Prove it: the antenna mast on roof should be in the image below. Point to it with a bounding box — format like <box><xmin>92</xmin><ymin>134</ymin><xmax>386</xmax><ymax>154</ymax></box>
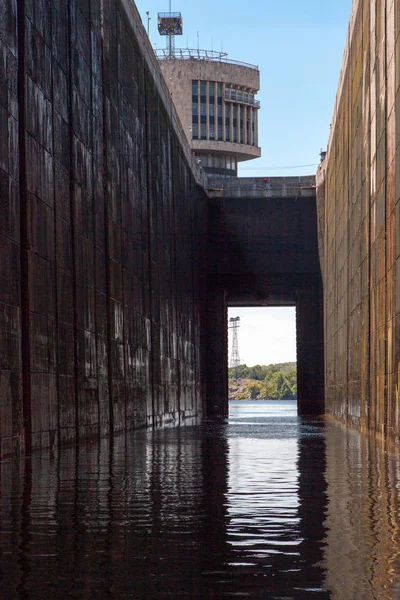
<box><xmin>158</xmin><ymin>2</ymin><xmax>183</xmax><ymax>58</ymax></box>
<box><xmin>229</xmin><ymin>317</ymin><xmax>241</xmax><ymax>381</ymax></box>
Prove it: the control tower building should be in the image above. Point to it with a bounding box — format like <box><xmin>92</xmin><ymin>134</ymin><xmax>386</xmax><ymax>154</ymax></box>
<box><xmin>156</xmin><ymin>12</ymin><xmax>261</xmax><ymax>178</ymax></box>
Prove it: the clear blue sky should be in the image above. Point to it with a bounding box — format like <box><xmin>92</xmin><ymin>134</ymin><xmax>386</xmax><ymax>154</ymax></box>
<box><xmin>134</xmin><ymin>0</ymin><xmax>352</xmax><ymax>366</ymax></box>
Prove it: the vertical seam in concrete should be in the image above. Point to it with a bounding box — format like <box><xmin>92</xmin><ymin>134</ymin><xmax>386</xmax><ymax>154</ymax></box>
<box><xmin>296</xmin><ymin>292</ymin><xmax>299</xmax><ymax>413</ymax></box>
<box><xmin>223</xmin><ymin>288</ymin><xmax>228</xmax><ymax>417</ymax></box>
<box><xmin>384</xmin><ymin>0</ymin><xmax>388</xmax><ymax>435</ymax></box>
<box><xmin>99</xmin><ymin>0</ymin><xmax>114</xmax><ymax>434</ymax></box>
<box><xmin>67</xmin><ymin>1</ymin><xmax>80</xmax><ymax>441</ymax></box>
<box><xmin>367</xmin><ymin>0</ymin><xmax>371</xmax><ymax>430</ymax></box>
<box><xmin>190</xmin><ymin>177</ymin><xmax>199</xmax><ymax>418</ymax></box>
<box><xmin>89</xmin><ymin>0</ymin><xmax>100</xmax><ymax>434</ymax></box>
<box><xmin>200</xmin><ymin>185</ymin><xmax>208</xmax><ymax>417</ymax></box>
<box><xmin>172</xmin><ymin>140</ymin><xmax>180</xmax><ymax>422</ymax></box>
<box><xmin>50</xmin><ymin>1</ymin><xmax>60</xmax><ymax>442</ymax></box>
<box><xmin>17</xmin><ymin>0</ymin><xmax>31</xmax><ymax>454</ymax></box>
<box><xmin>189</xmin><ymin>171</ymin><xmax>195</xmax><ymax>418</ymax></box>
<box><xmin>333</xmin><ymin>134</ymin><xmax>337</xmax><ymax>416</ymax></box>
<box><xmin>346</xmin><ymin>44</ymin><xmax>350</xmax><ymax>424</ymax></box>
<box><xmin>144</xmin><ymin>81</ymin><xmax>156</xmax><ymax>426</ymax></box>
<box><xmin>367</xmin><ymin>0</ymin><xmax>374</xmax><ymax>432</ymax></box>
<box><xmin>117</xmin><ymin>13</ymin><xmax>128</xmax><ymax>432</ymax></box>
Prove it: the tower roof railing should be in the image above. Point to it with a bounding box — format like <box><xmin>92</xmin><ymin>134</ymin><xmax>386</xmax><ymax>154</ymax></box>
<box><xmin>154</xmin><ymin>48</ymin><xmax>259</xmax><ymax>70</ymax></box>
<box><xmin>158</xmin><ymin>12</ymin><xmax>183</xmax><ymax>18</ymax></box>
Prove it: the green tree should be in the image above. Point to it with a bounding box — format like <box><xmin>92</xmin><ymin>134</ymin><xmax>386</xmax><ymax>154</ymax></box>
<box><xmin>228</xmin><ymin>362</ymin><xmax>297</xmax><ymax>400</ymax></box>
<box><xmin>248</xmin><ymin>383</ymin><xmax>262</xmax><ymax>399</ymax></box>
<box><xmin>261</xmin><ymin>368</ymin><xmax>297</xmax><ymax>399</ymax></box>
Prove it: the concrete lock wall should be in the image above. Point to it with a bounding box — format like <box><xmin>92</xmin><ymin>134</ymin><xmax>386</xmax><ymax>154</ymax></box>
<box><xmin>317</xmin><ymin>0</ymin><xmax>400</xmax><ymax>437</ymax></box>
<box><xmin>0</xmin><ymin>0</ymin><xmax>208</xmax><ymax>457</ymax></box>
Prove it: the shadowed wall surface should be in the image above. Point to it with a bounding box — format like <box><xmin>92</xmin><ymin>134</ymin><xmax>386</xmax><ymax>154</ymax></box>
<box><xmin>0</xmin><ymin>0</ymin><xmax>207</xmax><ymax>457</ymax></box>
<box><xmin>317</xmin><ymin>0</ymin><xmax>400</xmax><ymax>438</ymax></box>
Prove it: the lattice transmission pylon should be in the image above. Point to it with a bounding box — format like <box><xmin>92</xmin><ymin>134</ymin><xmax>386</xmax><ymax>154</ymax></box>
<box><xmin>229</xmin><ymin>316</ymin><xmax>241</xmax><ymax>379</ymax></box>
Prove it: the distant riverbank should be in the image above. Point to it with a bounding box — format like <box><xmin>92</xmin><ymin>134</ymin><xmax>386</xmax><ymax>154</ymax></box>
<box><xmin>228</xmin><ymin>362</ymin><xmax>296</xmax><ymax>400</ymax></box>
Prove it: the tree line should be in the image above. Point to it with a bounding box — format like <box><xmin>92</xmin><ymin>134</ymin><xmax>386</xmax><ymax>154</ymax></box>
<box><xmin>228</xmin><ymin>363</ymin><xmax>297</xmax><ymax>400</ymax></box>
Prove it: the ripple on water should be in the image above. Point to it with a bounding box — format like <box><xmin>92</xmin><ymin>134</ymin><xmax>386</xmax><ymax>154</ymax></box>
<box><xmin>1</xmin><ymin>400</ymin><xmax>400</xmax><ymax>598</ymax></box>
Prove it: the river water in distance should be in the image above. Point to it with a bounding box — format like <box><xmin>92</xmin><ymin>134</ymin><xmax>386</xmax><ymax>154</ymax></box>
<box><xmin>1</xmin><ymin>400</ymin><xmax>400</xmax><ymax>599</ymax></box>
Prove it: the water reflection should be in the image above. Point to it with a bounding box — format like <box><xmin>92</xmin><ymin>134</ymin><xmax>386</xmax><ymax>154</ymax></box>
<box><xmin>323</xmin><ymin>422</ymin><xmax>400</xmax><ymax>599</ymax></box>
<box><xmin>226</xmin><ymin>401</ymin><xmax>329</xmax><ymax>598</ymax></box>
<box><xmin>1</xmin><ymin>401</ymin><xmax>400</xmax><ymax>598</ymax></box>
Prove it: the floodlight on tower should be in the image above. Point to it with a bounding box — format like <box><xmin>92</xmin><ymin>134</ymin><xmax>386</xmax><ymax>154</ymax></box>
<box><xmin>157</xmin><ymin>1</ymin><xmax>183</xmax><ymax>57</ymax></box>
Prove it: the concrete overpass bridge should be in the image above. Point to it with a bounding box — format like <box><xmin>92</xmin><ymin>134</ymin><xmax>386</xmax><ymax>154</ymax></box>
<box><xmin>205</xmin><ymin>177</ymin><xmax>324</xmax><ymax>418</ymax></box>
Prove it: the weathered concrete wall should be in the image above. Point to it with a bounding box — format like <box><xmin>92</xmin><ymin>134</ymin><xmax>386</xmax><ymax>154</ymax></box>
<box><xmin>317</xmin><ymin>0</ymin><xmax>400</xmax><ymax>437</ymax></box>
<box><xmin>0</xmin><ymin>0</ymin><xmax>207</xmax><ymax>457</ymax></box>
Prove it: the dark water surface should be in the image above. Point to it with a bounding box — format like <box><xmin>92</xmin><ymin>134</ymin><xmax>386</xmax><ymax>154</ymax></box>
<box><xmin>1</xmin><ymin>400</ymin><xmax>400</xmax><ymax>599</ymax></box>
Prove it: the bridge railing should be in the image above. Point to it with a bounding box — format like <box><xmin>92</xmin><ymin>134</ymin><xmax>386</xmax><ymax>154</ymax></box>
<box><xmin>206</xmin><ymin>176</ymin><xmax>316</xmax><ymax>199</ymax></box>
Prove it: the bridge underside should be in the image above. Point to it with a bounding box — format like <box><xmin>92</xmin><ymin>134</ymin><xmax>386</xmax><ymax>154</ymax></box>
<box><xmin>205</xmin><ymin>183</ymin><xmax>324</xmax><ymax>417</ymax></box>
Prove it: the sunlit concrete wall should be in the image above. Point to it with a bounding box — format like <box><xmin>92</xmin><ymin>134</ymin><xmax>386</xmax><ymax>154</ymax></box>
<box><xmin>0</xmin><ymin>0</ymin><xmax>207</xmax><ymax>457</ymax></box>
<box><xmin>317</xmin><ymin>0</ymin><xmax>400</xmax><ymax>437</ymax></box>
